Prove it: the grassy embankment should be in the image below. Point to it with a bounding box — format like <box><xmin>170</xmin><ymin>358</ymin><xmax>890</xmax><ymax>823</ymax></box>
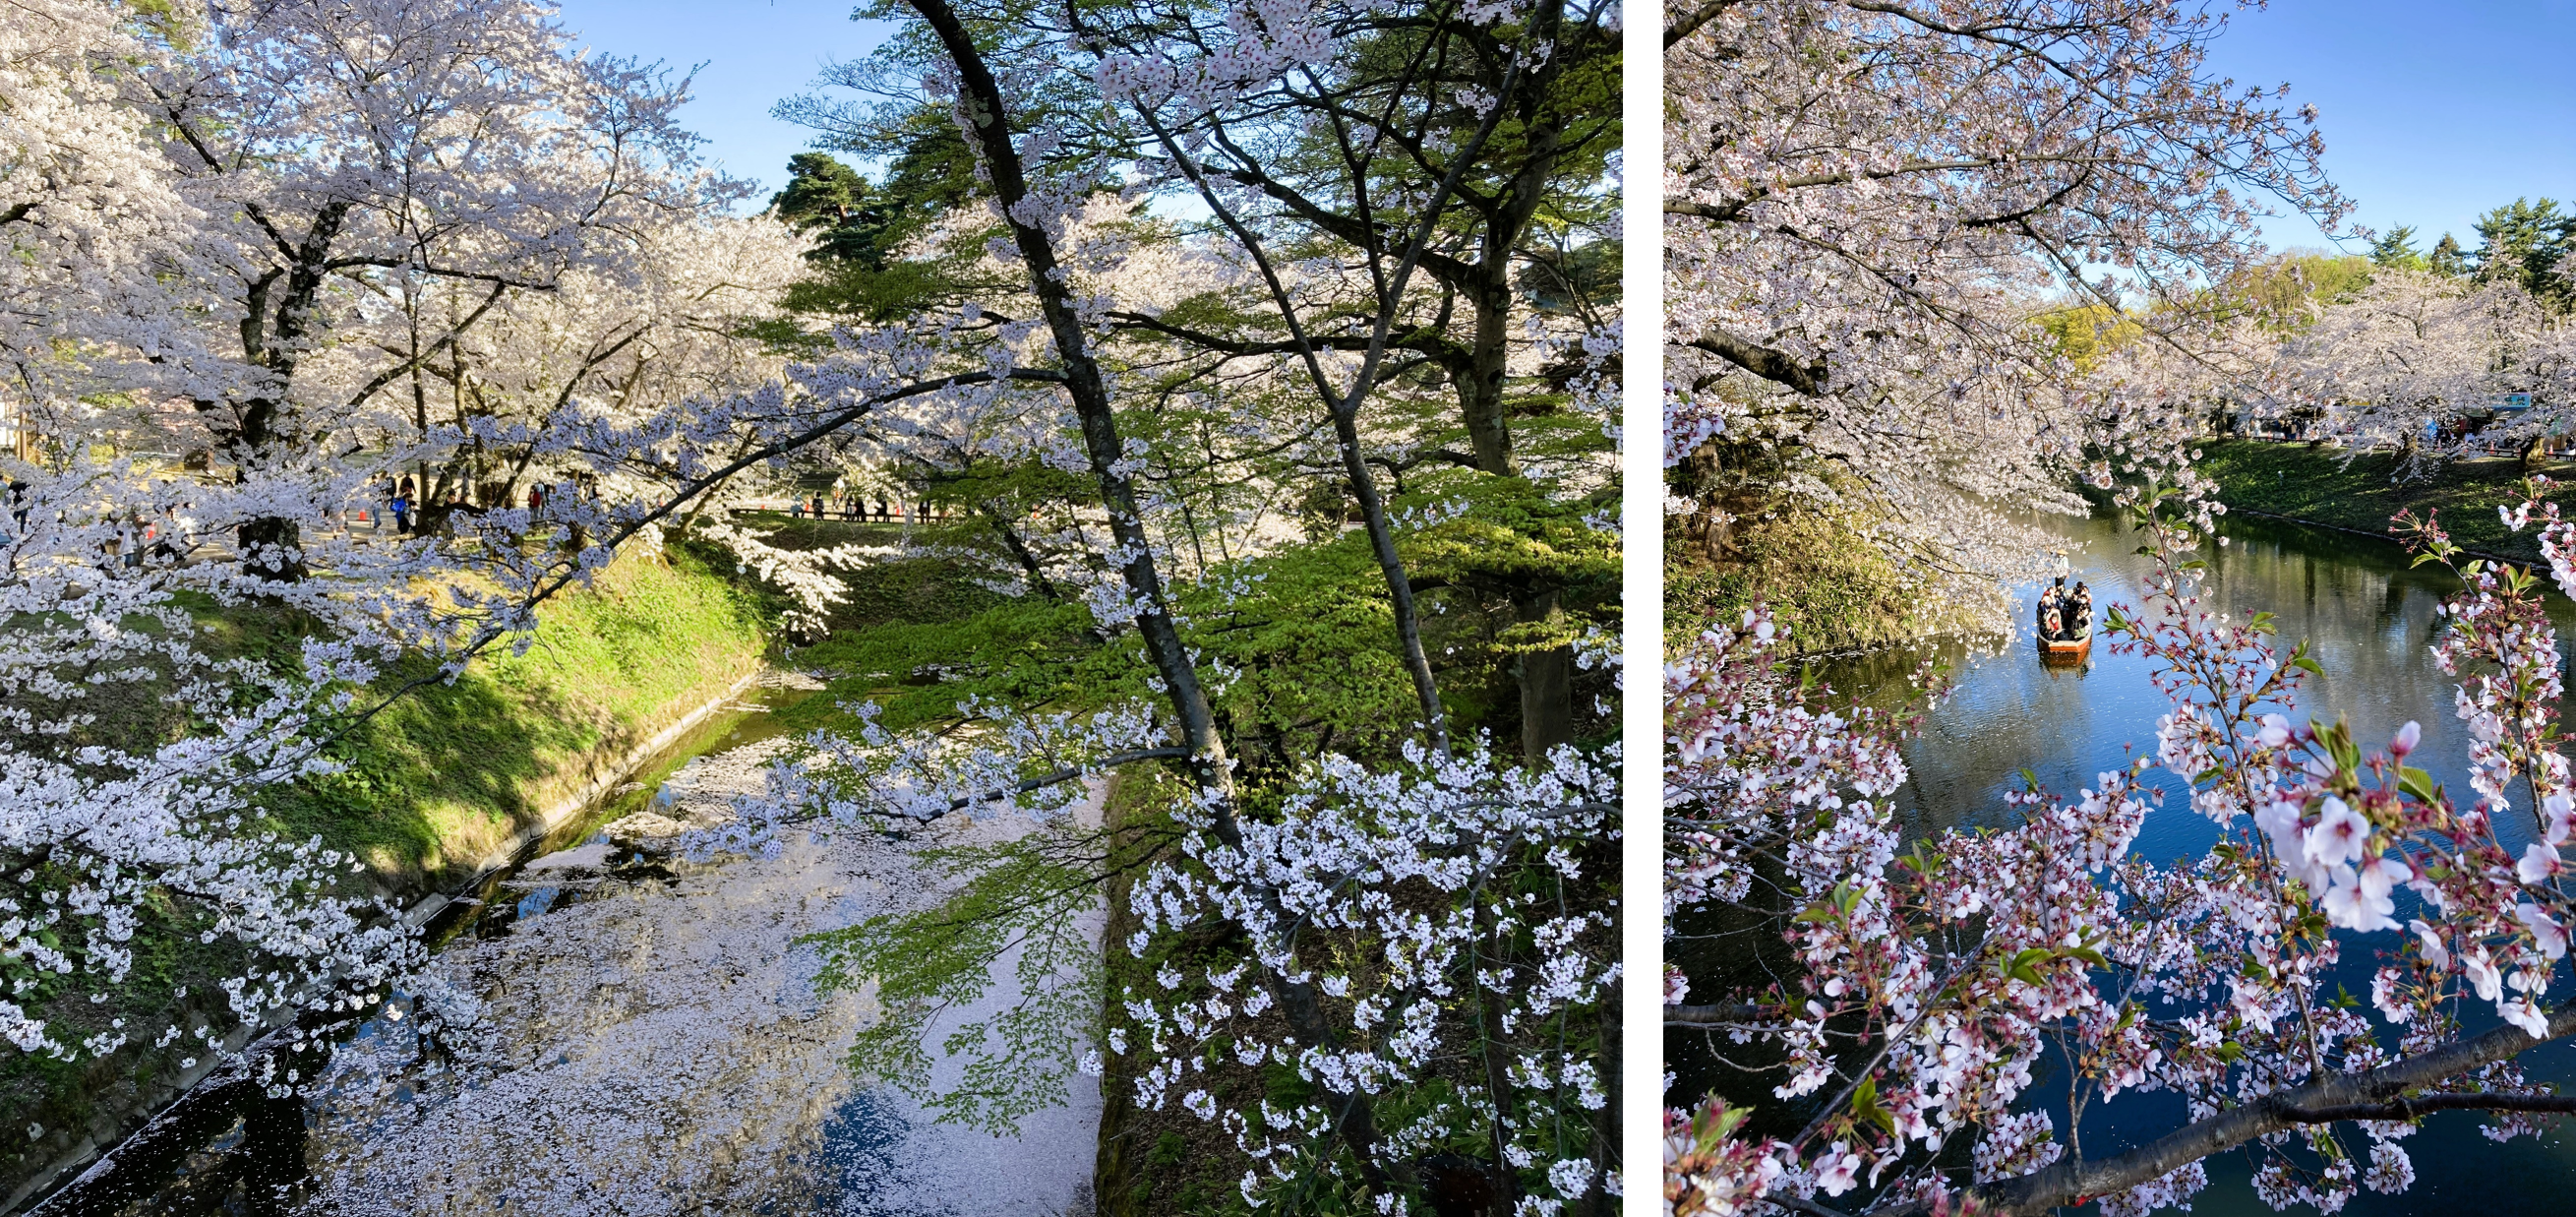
<box><xmin>5</xmin><ymin>545</ymin><xmax>770</xmax><ymax>1203</ymax></box>
<box><xmin>1665</xmin><ymin>504</ymin><xmax>1983</xmax><ymax>656</ymax></box>
<box><xmin>2192</xmin><ymin>439</ymin><xmax>2572</xmax><ymax>566</ymax></box>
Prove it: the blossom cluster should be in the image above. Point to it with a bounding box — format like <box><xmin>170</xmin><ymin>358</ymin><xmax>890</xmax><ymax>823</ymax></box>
<box><xmin>1120</xmin><ymin>742</ymin><xmax>1621</xmax><ymax>1213</ymax></box>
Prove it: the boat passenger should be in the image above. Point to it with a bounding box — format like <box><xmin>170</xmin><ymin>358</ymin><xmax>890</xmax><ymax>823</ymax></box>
<box><xmin>2038</xmin><ymin>577</ymin><xmax>2067</xmax><ymax>639</ymax></box>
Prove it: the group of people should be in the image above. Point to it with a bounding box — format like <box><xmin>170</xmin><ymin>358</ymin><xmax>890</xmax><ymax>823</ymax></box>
<box><xmin>2037</xmin><ymin>576</ymin><xmax>2093</xmax><ymax>641</ymax></box>
<box><xmin>365</xmin><ymin>477</ymin><xmax>564</xmax><ymax>535</ymax></box>
<box><xmin>791</xmin><ymin>493</ymin><xmax>933</xmax><ymax>522</ymax></box>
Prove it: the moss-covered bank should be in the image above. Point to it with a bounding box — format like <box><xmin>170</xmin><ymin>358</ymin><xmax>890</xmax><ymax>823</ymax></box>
<box><xmin>3</xmin><ymin>548</ymin><xmax>768</xmax><ymax>1207</ymax></box>
<box><xmin>1665</xmin><ymin>503</ymin><xmax>1979</xmax><ymax>656</ymax></box>
<box><xmin>2191</xmin><ymin>440</ymin><xmax>2573</xmax><ymax>566</ymax></box>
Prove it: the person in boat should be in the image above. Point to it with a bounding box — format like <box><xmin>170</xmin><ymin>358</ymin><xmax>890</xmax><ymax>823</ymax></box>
<box><xmin>2037</xmin><ymin>577</ymin><xmax>2067</xmax><ymax>640</ymax></box>
<box><xmin>2067</xmin><ymin>581</ymin><xmax>2093</xmax><ymax>639</ymax></box>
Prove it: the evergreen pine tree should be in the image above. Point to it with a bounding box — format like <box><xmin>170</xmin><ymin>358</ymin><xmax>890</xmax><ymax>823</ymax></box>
<box><xmin>768</xmin><ymin>152</ymin><xmax>884</xmax><ymax>264</ymax></box>
<box><xmin>2429</xmin><ymin>231</ymin><xmax>2470</xmax><ymax>276</ymax></box>
<box><xmin>2368</xmin><ymin>224</ymin><xmax>2425</xmax><ymax>271</ymax></box>
<box><xmin>761</xmin><ymin>116</ymin><xmax>985</xmax><ymax>320</ymax></box>
<box><xmin>2471</xmin><ymin>197</ymin><xmax>2576</xmax><ymax>307</ymax></box>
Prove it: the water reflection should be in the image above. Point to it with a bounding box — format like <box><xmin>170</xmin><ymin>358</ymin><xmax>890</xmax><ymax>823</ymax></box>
<box><xmin>1810</xmin><ymin>515</ymin><xmax>2569</xmax><ymax>865</ymax></box>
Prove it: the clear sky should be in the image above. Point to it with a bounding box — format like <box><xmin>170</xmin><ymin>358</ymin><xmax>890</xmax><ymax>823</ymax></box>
<box><xmin>542</xmin><ymin>1</ymin><xmax>2575</xmax><ymax>251</ymax></box>
<box><xmin>2197</xmin><ymin>0</ymin><xmax>2576</xmax><ymax>257</ymax></box>
<box><xmin>550</xmin><ymin>1</ymin><xmax>898</xmax><ymax>205</ymax></box>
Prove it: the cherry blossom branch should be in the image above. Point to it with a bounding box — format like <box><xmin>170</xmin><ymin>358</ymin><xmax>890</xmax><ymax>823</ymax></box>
<box><xmin>2285</xmin><ymin>1092</ymin><xmax>2576</xmax><ymax>1124</ymax></box>
<box><xmin>1971</xmin><ymin>1004</ymin><xmax>2576</xmax><ymax>1215</ymax></box>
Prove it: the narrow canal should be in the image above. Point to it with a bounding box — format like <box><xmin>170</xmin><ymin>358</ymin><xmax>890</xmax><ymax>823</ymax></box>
<box><xmin>1673</xmin><ymin>510</ymin><xmax>2576</xmax><ymax>1214</ymax></box>
<box><xmin>25</xmin><ymin>675</ymin><xmax>1100</xmax><ymax>1216</ymax></box>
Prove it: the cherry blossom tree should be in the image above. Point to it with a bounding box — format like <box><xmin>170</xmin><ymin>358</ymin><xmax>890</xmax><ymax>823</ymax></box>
<box><xmin>0</xmin><ymin>1</ymin><xmax>221</xmax><ymax>406</ymax></box>
<box><xmin>366</xmin><ymin>213</ymin><xmax>809</xmax><ymax>531</ymax></box>
<box><xmin>2266</xmin><ymin>269</ymin><xmax>2545</xmax><ymax>461</ymax></box>
<box><xmin>125</xmin><ymin>0</ymin><xmax>735</xmax><ymax>578</ymax></box>
<box><xmin>5</xmin><ymin>3</ymin><xmax>1618</xmax><ymax>1210</ymax></box>
<box><xmin>2261</xmin><ymin>267</ymin><xmax>2576</xmax><ymax>473</ymax></box>
<box><xmin>1664</xmin><ymin>0</ymin><xmax>2349</xmax><ymax>612</ymax></box>
<box><xmin>0</xmin><ymin>0</ymin><xmax>786</xmax><ymax>1120</ymax></box>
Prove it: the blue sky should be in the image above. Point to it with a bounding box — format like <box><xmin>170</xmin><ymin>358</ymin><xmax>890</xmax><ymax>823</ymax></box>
<box><xmin>2196</xmin><ymin>0</ymin><xmax>2576</xmax><ymax>256</ymax></box>
<box><xmin>551</xmin><ymin>1</ymin><xmax>897</xmax><ymax>204</ymax></box>
<box><xmin>543</xmin><ymin>1</ymin><xmax>2574</xmax><ymax>253</ymax></box>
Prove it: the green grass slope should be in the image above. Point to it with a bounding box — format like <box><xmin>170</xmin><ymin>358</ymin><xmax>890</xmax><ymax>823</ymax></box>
<box><xmin>2193</xmin><ymin>439</ymin><xmax>2568</xmax><ymax>565</ymax></box>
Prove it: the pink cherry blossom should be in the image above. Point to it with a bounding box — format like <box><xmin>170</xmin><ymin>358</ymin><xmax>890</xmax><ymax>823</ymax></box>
<box><xmin>2515</xmin><ymin>903</ymin><xmax>2569</xmax><ymax>960</ymax></box>
<box><xmin>2304</xmin><ymin>797</ymin><xmax>2372</xmax><ymax>870</ymax></box>
<box><xmin>1814</xmin><ymin>1143</ymin><xmax>1864</xmax><ymax>1196</ymax></box>
<box><xmin>2255</xmin><ymin>713</ymin><xmax>2293</xmax><ymax>750</ymax></box>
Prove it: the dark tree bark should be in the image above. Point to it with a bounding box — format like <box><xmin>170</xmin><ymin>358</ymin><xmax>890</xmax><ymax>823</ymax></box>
<box><xmin>1516</xmin><ymin>589</ymin><xmax>1575</xmax><ymax>761</ymax></box>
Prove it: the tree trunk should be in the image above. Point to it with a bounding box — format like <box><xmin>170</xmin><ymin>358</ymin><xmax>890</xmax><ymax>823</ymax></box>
<box><xmin>1516</xmin><ymin>589</ymin><xmax>1574</xmax><ymax>762</ymax></box>
<box><xmin>927</xmin><ymin>1</ymin><xmax>1394</xmax><ymax>1186</ymax></box>
<box><xmin>234</xmin><ymin>516</ymin><xmax>306</xmax><ymax>582</ymax></box>
<box><xmin>982</xmin><ymin>506</ymin><xmax>1061</xmax><ymax>600</ymax></box>
<box><xmin>227</xmin><ymin>201</ymin><xmax>350</xmax><ymax>583</ymax></box>
<box><xmin>1093</xmin><ymin>777</ymin><xmax>1145</xmax><ymax>1217</ymax></box>
<box><xmin>1461</xmin><ymin>278</ymin><xmax>1519</xmax><ymax>477</ymax></box>
<box><xmin>1332</xmin><ymin>405</ymin><xmax>1452</xmax><ymax>754</ymax></box>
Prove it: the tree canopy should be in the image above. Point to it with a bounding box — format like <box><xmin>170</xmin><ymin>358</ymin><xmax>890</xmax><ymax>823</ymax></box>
<box><xmin>2</xmin><ymin>0</ymin><xmax>1621</xmax><ymax>1211</ymax></box>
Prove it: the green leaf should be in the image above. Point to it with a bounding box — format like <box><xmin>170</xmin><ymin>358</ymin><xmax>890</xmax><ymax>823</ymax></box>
<box><xmin>2006</xmin><ymin>946</ymin><xmax>2054</xmax><ymax>986</ymax></box>
<box><xmin>2288</xmin><ymin>642</ymin><xmax>2324</xmax><ymax>678</ymax></box>
<box><xmin>1897</xmin><ymin>841</ymin><xmax>1941</xmax><ymax>876</ymax></box>
<box><xmin>1850</xmin><ymin>1074</ymin><xmax>1896</xmax><ymax>1133</ymax></box>
<box><xmin>2398</xmin><ymin>766</ymin><xmax>2437</xmax><ymax>805</ymax></box>
<box><xmin>1696</xmin><ymin>1103</ymin><xmax>1751</xmax><ymax>1152</ymax></box>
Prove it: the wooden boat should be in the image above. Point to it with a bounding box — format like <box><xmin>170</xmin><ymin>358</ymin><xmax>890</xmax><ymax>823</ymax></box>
<box><xmin>2038</xmin><ymin>628</ymin><xmax>2092</xmax><ymax>660</ymax></box>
